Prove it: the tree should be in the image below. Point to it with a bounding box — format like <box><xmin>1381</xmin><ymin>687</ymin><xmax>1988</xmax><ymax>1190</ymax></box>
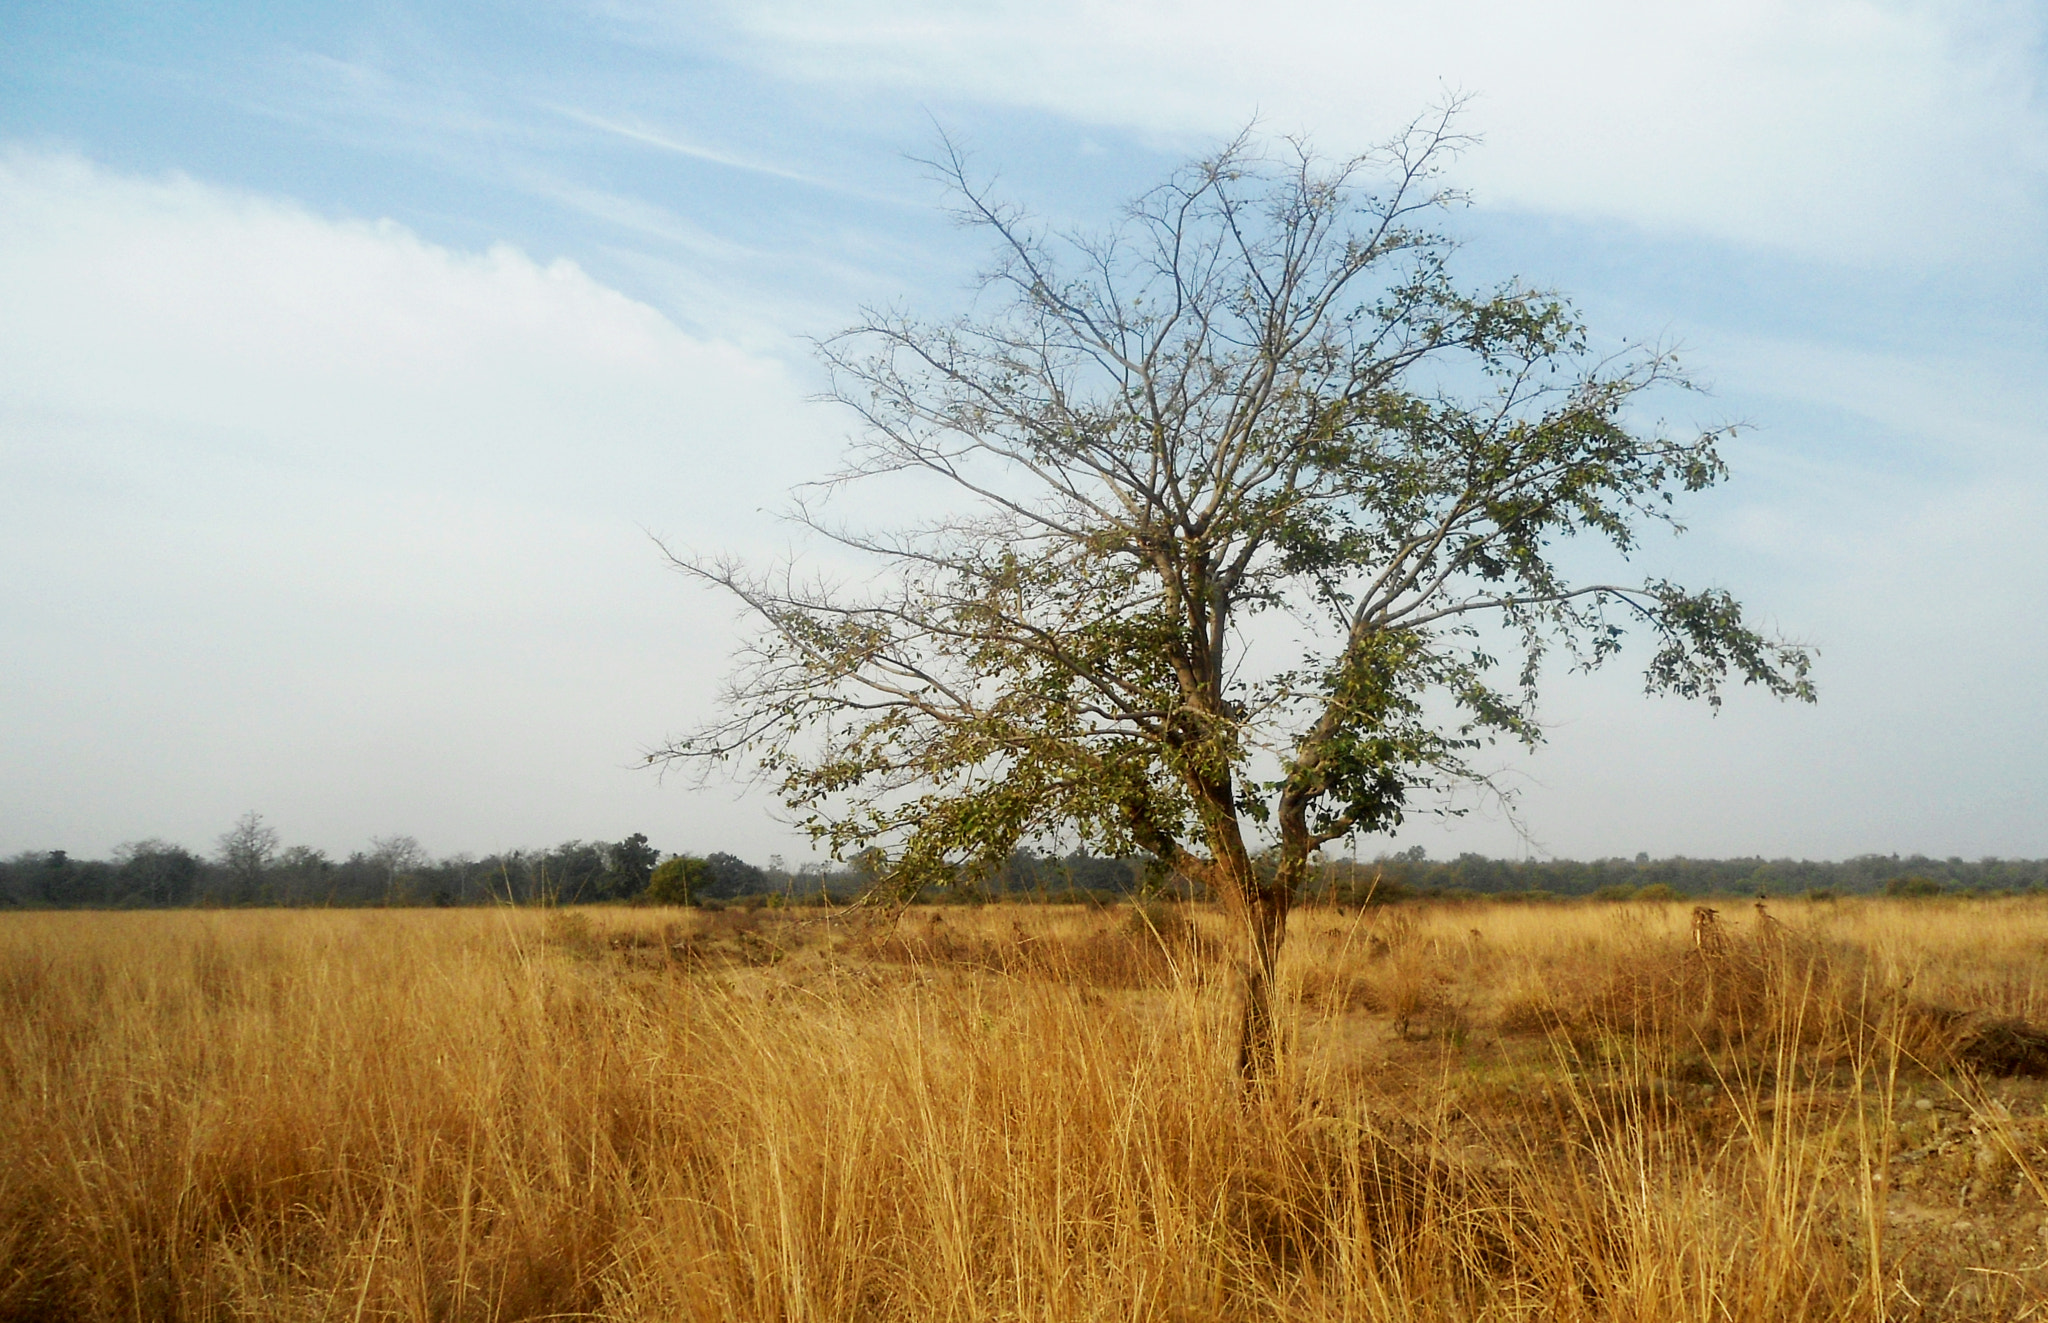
<box><xmin>702</xmin><ymin>851</ymin><xmax>767</xmax><ymax>898</ymax></box>
<box><xmin>368</xmin><ymin>834</ymin><xmax>429</xmax><ymax>903</ymax></box>
<box><xmin>116</xmin><ymin>839</ymin><xmax>201</xmax><ymax>906</ymax></box>
<box><xmin>273</xmin><ymin>845</ymin><xmax>331</xmax><ymax>906</ymax></box>
<box><xmin>606</xmin><ymin>832</ymin><xmax>660</xmax><ymax>897</ymax></box>
<box><xmin>658</xmin><ymin>115</ymin><xmax>1813</xmax><ymax>1077</ymax></box>
<box><xmin>646</xmin><ymin>854</ymin><xmax>710</xmax><ymax>906</ymax></box>
<box><xmin>216</xmin><ymin>812</ymin><xmax>279</xmax><ymax>903</ymax></box>
<box><xmin>536</xmin><ymin>841</ymin><xmax>607</xmax><ymax>904</ymax></box>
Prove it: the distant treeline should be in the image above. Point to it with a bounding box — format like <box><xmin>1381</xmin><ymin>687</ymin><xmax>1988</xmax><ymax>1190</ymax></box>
<box><xmin>0</xmin><ymin>825</ymin><xmax>801</xmax><ymax>910</ymax></box>
<box><xmin>3</xmin><ymin>816</ymin><xmax>2044</xmax><ymax>909</ymax></box>
<box><xmin>1334</xmin><ymin>850</ymin><xmax>2048</xmax><ymax>903</ymax></box>
<box><xmin>0</xmin><ymin>822</ymin><xmax>1154</xmax><ymax>910</ymax></box>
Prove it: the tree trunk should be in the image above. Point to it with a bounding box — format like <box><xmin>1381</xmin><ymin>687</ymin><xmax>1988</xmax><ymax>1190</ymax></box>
<box><xmin>1236</xmin><ymin>808</ymin><xmax>1317</xmax><ymax>1083</ymax></box>
<box><xmin>1237</xmin><ymin>879</ymin><xmax>1291</xmax><ymax>1082</ymax></box>
<box><xmin>1228</xmin><ymin>782</ymin><xmax>1327</xmax><ymax>1081</ymax></box>
<box><xmin>1176</xmin><ymin>772</ymin><xmax>1288</xmax><ymax>1084</ymax></box>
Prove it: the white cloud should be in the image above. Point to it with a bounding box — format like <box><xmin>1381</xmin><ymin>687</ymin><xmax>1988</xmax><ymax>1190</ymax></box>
<box><xmin>0</xmin><ymin>151</ymin><xmax>830</xmax><ymax>859</ymax></box>
<box><xmin>693</xmin><ymin>0</ymin><xmax>2047</xmax><ymax>261</ymax></box>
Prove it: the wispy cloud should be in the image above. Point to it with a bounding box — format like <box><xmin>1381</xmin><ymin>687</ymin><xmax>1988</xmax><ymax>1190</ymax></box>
<box><xmin>553</xmin><ymin>105</ymin><xmax>830</xmax><ymax>185</ymax></box>
<box><xmin>514</xmin><ymin>169</ymin><xmax>769</xmax><ymax>261</ymax></box>
<box><xmin>687</xmin><ymin>0</ymin><xmax>2048</xmax><ymax>263</ymax></box>
<box><xmin>256</xmin><ymin>48</ymin><xmax>536</xmax><ymax>152</ymax></box>
<box><xmin>551</xmin><ymin>104</ymin><xmax>911</xmax><ymax>209</ymax></box>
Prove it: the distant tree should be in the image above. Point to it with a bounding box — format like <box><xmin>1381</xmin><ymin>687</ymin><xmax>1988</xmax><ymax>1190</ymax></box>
<box><xmin>701</xmin><ymin>851</ymin><xmax>767</xmax><ymax>898</ymax></box>
<box><xmin>646</xmin><ymin>855</ymin><xmax>710</xmax><ymax>906</ymax></box>
<box><xmin>9</xmin><ymin>849</ymin><xmax>89</xmax><ymax>906</ymax></box>
<box><xmin>1059</xmin><ymin>852</ymin><xmax>1142</xmax><ymax>896</ymax></box>
<box><xmin>368</xmin><ymin>834</ymin><xmax>427</xmax><ymax>878</ymax></box>
<box><xmin>658</xmin><ymin>117</ymin><xmax>1815</xmax><ymax>1077</ymax></box>
<box><xmin>273</xmin><ymin>845</ymin><xmax>331</xmax><ymax>906</ymax></box>
<box><xmin>474</xmin><ymin>849</ymin><xmax>541</xmax><ymax>905</ymax></box>
<box><xmin>368</xmin><ymin>835</ymin><xmax>429</xmax><ymax>904</ymax></box>
<box><xmin>116</xmin><ymin>839</ymin><xmax>201</xmax><ymax>906</ymax></box>
<box><xmin>606</xmin><ymin>833</ymin><xmax>659</xmax><ymax>898</ymax></box>
<box><xmin>538</xmin><ymin>841</ymin><xmax>608</xmax><ymax>903</ymax></box>
<box><xmin>420</xmin><ymin>851</ymin><xmax>477</xmax><ymax>907</ymax></box>
<box><xmin>216</xmin><ymin>813</ymin><xmax>279</xmax><ymax>902</ymax></box>
<box><xmin>44</xmin><ymin>851</ymin><xmax>81</xmax><ymax>905</ymax></box>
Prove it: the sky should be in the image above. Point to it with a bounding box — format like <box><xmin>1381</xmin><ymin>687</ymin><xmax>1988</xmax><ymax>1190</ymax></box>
<box><xmin>2</xmin><ymin>1</ymin><xmax>2045</xmax><ymax>867</ymax></box>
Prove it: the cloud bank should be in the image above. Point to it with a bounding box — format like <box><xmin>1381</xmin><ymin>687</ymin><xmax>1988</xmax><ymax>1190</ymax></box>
<box><xmin>0</xmin><ymin>151</ymin><xmax>824</xmax><ymax>859</ymax></box>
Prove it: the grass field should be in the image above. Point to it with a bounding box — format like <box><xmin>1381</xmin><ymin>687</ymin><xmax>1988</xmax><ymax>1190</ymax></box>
<box><xmin>7</xmin><ymin>897</ymin><xmax>2048</xmax><ymax>1320</ymax></box>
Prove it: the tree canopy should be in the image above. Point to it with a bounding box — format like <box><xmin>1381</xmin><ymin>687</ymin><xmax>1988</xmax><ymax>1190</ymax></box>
<box><xmin>660</xmin><ymin>115</ymin><xmax>1813</xmax><ymax>1071</ymax></box>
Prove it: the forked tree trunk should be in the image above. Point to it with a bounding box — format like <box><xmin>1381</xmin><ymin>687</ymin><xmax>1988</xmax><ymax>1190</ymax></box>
<box><xmin>1236</xmin><ymin>821</ymin><xmax>1316</xmax><ymax>1084</ymax></box>
<box><xmin>1186</xmin><ymin>776</ymin><xmax>1299</xmax><ymax>1083</ymax></box>
<box><xmin>1237</xmin><ymin>881</ymin><xmax>1292</xmax><ymax>1080</ymax></box>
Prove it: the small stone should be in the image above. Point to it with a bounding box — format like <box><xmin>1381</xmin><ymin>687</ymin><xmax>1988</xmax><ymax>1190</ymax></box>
<box><xmin>1915</xmin><ymin>1097</ymin><xmax>1935</xmax><ymax>1111</ymax></box>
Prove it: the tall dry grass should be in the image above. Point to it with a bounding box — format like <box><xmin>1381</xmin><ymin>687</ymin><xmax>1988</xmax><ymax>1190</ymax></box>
<box><xmin>5</xmin><ymin>898</ymin><xmax>2048</xmax><ymax>1320</ymax></box>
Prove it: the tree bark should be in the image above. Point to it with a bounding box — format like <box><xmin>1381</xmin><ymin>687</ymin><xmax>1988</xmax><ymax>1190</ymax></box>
<box><xmin>1237</xmin><ymin>877</ymin><xmax>1291</xmax><ymax>1081</ymax></box>
<box><xmin>1236</xmin><ymin>796</ymin><xmax>1318</xmax><ymax>1082</ymax></box>
<box><xmin>1179</xmin><ymin>769</ymin><xmax>1295</xmax><ymax>1085</ymax></box>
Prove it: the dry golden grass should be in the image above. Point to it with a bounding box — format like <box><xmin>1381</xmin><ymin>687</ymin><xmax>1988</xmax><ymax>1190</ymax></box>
<box><xmin>7</xmin><ymin>897</ymin><xmax>2048</xmax><ymax>1320</ymax></box>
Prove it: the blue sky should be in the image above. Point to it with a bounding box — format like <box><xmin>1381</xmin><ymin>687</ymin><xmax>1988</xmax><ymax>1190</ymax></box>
<box><xmin>3</xmin><ymin>1</ymin><xmax>2045</xmax><ymax>865</ymax></box>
